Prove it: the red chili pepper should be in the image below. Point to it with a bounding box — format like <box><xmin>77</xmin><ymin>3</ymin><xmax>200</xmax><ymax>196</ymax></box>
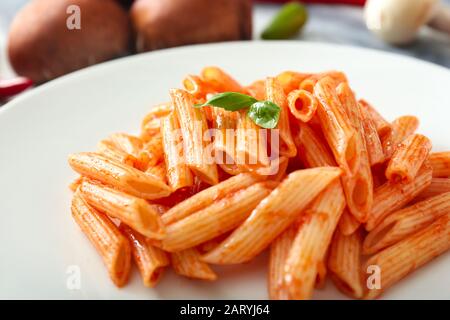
<box><xmin>258</xmin><ymin>0</ymin><xmax>366</xmax><ymax>5</ymax></box>
<box><xmin>0</xmin><ymin>77</ymin><xmax>34</xmax><ymax>99</ymax></box>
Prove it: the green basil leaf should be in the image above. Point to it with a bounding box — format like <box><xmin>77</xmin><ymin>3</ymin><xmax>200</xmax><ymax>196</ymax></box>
<box><xmin>247</xmin><ymin>101</ymin><xmax>281</xmax><ymax>129</ymax></box>
<box><xmin>194</xmin><ymin>92</ymin><xmax>258</xmax><ymax>111</ymax></box>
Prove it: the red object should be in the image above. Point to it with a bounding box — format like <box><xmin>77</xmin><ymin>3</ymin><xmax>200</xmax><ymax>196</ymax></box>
<box><xmin>0</xmin><ymin>77</ymin><xmax>33</xmax><ymax>99</ymax></box>
<box><xmin>258</xmin><ymin>0</ymin><xmax>366</xmax><ymax>5</ymax></box>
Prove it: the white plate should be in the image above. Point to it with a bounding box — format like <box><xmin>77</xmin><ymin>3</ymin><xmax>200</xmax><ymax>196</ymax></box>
<box><xmin>0</xmin><ymin>41</ymin><xmax>449</xmax><ymax>300</ymax></box>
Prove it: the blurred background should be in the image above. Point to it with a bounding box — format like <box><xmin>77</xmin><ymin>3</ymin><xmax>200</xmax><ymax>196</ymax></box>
<box><xmin>1</xmin><ymin>0</ymin><xmax>449</xmax><ymax>103</ymax></box>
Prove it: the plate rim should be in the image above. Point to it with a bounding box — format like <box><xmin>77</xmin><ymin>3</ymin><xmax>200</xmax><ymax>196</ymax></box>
<box><xmin>1</xmin><ymin>40</ymin><xmax>449</xmax><ymax>118</ymax></box>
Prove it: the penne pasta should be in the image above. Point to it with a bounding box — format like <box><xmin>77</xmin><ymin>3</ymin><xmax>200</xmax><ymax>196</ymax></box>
<box><xmin>245</xmin><ymin>79</ymin><xmax>266</xmax><ymax>101</ymax></box>
<box><xmin>315</xmin><ymin>260</ymin><xmax>328</xmax><ymax>289</ymax></box>
<box><xmin>266</xmin><ymin>156</ymin><xmax>289</xmax><ymax>181</ymax></box>
<box><xmin>299</xmin><ymin>71</ymin><xmax>347</xmax><ymax>93</ymax></box>
<box><xmin>171</xmin><ymin>248</ymin><xmax>217</xmax><ymax>281</ymax></box>
<box><xmin>359</xmin><ymin>102</ymin><xmax>385</xmax><ymax>166</ymax></box>
<box><xmin>119</xmin><ymin>223</ymin><xmax>170</xmax><ymax>287</ymax></box>
<box><xmin>97</xmin><ymin>139</ymin><xmax>137</xmax><ymax>167</ymax></box>
<box><xmin>161</xmin><ymin>112</ymin><xmax>194</xmax><ymax>190</ymax></box>
<box><xmin>142</xmin><ymin>103</ymin><xmax>173</xmax><ymax>123</ymax></box>
<box><xmin>109</xmin><ymin>133</ymin><xmax>151</xmax><ymax>171</ymax></box>
<box><xmin>161</xmin><ymin>183</ymin><xmax>272</xmax><ymax>252</ymax></box>
<box><xmin>371</xmin><ymin>163</ymin><xmax>388</xmax><ymax>188</ymax></box>
<box><xmin>68</xmin><ymin>152</ymin><xmax>172</xmax><ymax>200</ymax></box>
<box><xmin>358</xmin><ymin>99</ymin><xmax>392</xmax><ymax>141</ymax></box>
<box><xmin>363</xmin><ymin>191</ymin><xmax>450</xmax><ymax>255</ymax></box>
<box><xmin>415</xmin><ymin>177</ymin><xmax>450</xmax><ymax>201</ymax></box>
<box><xmin>287</xmin><ymin>89</ymin><xmax>318</xmax><ymax>123</ymax></box>
<box><xmin>429</xmin><ymin>151</ymin><xmax>450</xmax><ymax>177</ymax></box>
<box><xmin>328</xmin><ymin>228</ymin><xmax>364</xmax><ymax>299</ymax></box>
<box><xmin>338</xmin><ymin>209</ymin><xmax>361</xmax><ymax>236</ymax></box>
<box><xmin>80</xmin><ymin>179</ymin><xmax>166</xmax><ymax>239</ymax></box>
<box><xmin>212</xmin><ymin>107</ymin><xmax>237</xmax><ymax>168</ymax></box>
<box><xmin>235</xmin><ymin>110</ymin><xmax>270</xmax><ymax>169</ymax></box>
<box><xmin>276</xmin><ymin>71</ymin><xmax>310</xmax><ymax>94</ymax></box>
<box><xmin>299</xmin><ymin>77</ymin><xmax>316</xmax><ymax>93</ymax></box>
<box><xmin>69</xmin><ymin>176</ymin><xmax>83</xmax><ymax>192</ymax></box>
<box><xmin>284</xmin><ymin>180</ymin><xmax>346</xmax><ymax>300</ymax></box>
<box><xmin>141</xmin><ymin>103</ymin><xmax>173</xmax><ymax>141</ymax></box>
<box><xmin>202</xmin><ymin>167</ymin><xmax>342</xmax><ymax>264</ymax></box>
<box><xmin>314</xmin><ymin>77</ymin><xmax>356</xmax><ymax>173</ymax></box>
<box><xmin>183</xmin><ymin>74</ymin><xmax>216</xmax><ymax>100</ymax></box>
<box><xmin>197</xmin><ymin>232</ymin><xmax>231</xmax><ymax>254</ymax></box>
<box><xmin>109</xmin><ymin>133</ymin><xmax>143</xmax><ymax>159</ymax></box>
<box><xmin>336</xmin><ymin>82</ymin><xmax>373</xmax><ymax>222</ymax></box>
<box><xmin>161</xmin><ymin>173</ymin><xmax>264</xmax><ymax>225</ymax></box>
<box><xmin>321</xmin><ymin>71</ymin><xmax>348</xmax><ymax>84</ymax></box>
<box><xmin>364</xmin><ymin>213</ymin><xmax>450</xmax><ymax>299</ymax></box>
<box><xmin>365</xmin><ymin>163</ymin><xmax>432</xmax><ymax>231</ymax></box>
<box><xmin>268</xmin><ymin>225</ymin><xmax>297</xmax><ymax>300</ymax></box>
<box><xmin>219</xmin><ymin>163</ymin><xmax>243</xmax><ymax>176</ymax></box>
<box><xmin>67</xmin><ymin>67</ymin><xmax>450</xmax><ymax>298</ymax></box>
<box><xmin>142</xmin><ymin>134</ymin><xmax>164</xmax><ymax>168</ymax></box>
<box><xmin>145</xmin><ymin>161</ymin><xmax>167</xmax><ymax>184</ymax></box>
<box><xmin>295</xmin><ymin>122</ymin><xmax>336</xmax><ymax>168</ymax></box>
<box><xmin>382</xmin><ymin>115</ymin><xmax>419</xmax><ymax>159</ymax></box>
<box><xmin>170</xmin><ymin>88</ymin><xmax>218</xmax><ymax>185</ymax></box>
<box><xmin>201</xmin><ymin>66</ymin><xmax>244</xmax><ymax>93</ymax></box>
<box><xmin>307</xmin><ymin>114</ymin><xmax>323</xmax><ymax>135</ymax></box>
<box><xmin>385</xmin><ymin>134</ymin><xmax>432</xmax><ymax>183</ymax></box>
<box><xmin>71</xmin><ymin>190</ymin><xmax>131</xmax><ymax>287</ymax></box>
<box><xmin>265</xmin><ymin>77</ymin><xmax>297</xmax><ymax>158</ymax></box>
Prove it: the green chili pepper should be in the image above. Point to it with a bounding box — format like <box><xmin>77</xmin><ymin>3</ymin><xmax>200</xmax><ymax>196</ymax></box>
<box><xmin>261</xmin><ymin>2</ymin><xmax>308</xmax><ymax>40</ymax></box>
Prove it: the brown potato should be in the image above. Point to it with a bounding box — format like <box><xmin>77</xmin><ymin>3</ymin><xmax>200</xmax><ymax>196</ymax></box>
<box><xmin>130</xmin><ymin>0</ymin><xmax>252</xmax><ymax>52</ymax></box>
<box><xmin>8</xmin><ymin>0</ymin><xmax>131</xmax><ymax>83</ymax></box>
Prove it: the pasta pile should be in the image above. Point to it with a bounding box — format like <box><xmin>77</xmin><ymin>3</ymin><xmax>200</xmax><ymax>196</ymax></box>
<box><xmin>68</xmin><ymin>67</ymin><xmax>450</xmax><ymax>299</ymax></box>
